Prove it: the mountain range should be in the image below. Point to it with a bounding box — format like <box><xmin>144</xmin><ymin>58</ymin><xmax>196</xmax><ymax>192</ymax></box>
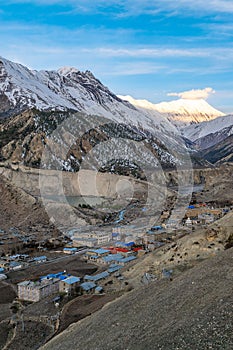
<box><xmin>118</xmin><ymin>94</ymin><xmax>225</xmax><ymax>128</ymax></box>
<box><xmin>0</xmin><ymin>56</ymin><xmax>232</xmax><ymax>169</ymax></box>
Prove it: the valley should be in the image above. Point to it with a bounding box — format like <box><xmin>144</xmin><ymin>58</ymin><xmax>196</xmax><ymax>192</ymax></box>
<box><xmin>0</xmin><ymin>56</ymin><xmax>232</xmax><ymax>350</ymax></box>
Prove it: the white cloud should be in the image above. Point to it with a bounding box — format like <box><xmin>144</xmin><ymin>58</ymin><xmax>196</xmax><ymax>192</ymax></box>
<box><xmin>167</xmin><ymin>87</ymin><xmax>215</xmax><ymax>100</ymax></box>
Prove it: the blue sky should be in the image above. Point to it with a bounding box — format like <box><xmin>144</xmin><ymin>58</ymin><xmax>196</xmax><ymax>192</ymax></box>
<box><xmin>1</xmin><ymin>0</ymin><xmax>233</xmax><ymax>112</ymax></box>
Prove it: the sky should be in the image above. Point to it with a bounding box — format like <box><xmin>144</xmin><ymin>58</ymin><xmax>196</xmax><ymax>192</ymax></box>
<box><xmin>0</xmin><ymin>0</ymin><xmax>233</xmax><ymax>112</ymax></box>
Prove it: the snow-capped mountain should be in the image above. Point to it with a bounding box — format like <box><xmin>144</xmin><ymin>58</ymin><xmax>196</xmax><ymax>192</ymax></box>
<box><xmin>0</xmin><ymin>56</ymin><xmax>176</xmax><ymax>136</ymax></box>
<box><xmin>0</xmin><ymin>56</ymin><xmax>229</xmax><ymax>170</ymax></box>
<box><xmin>118</xmin><ymin>95</ymin><xmax>225</xmax><ymax>129</ymax></box>
<box><xmin>0</xmin><ymin>57</ymin><xmax>194</xmax><ymax>171</ymax></box>
<box><xmin>117</xmin><ymin>94</ymin><xmax>233</xmax><ymax>166</ymax></box>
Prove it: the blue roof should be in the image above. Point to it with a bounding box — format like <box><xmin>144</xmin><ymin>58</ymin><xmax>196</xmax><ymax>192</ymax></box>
<box><xmin>59</xmin><ymin>275</ymin><xmax>69</xmax><ymax>280</ymax></box>
<box><xmin>120</xmin><ymin>256</ymin><xmax>137</xmax><ymax>263</ymax></box>
<box><xmin>81</xmin><ymin>282</ymin><xmax>96</xmax><ymax>291</ymax></box>
<box><xmin>9</xmin><ymin>261</ymin><xmax>21</xmax><ymax>267</ymax></box>
<box><xmin>63</xmin><ymin>276</ymin><xmax>80</xmax><ymax>284</ymax></box>
<box><xmin>102</xmin><ymin>253</ymin><xmax>123</xmax><ymax>263</ymax></box>
<box><xmin>84</xmin><ymin>271</ymin><xmax>109</xmax><ymax>281</ymax></box>
<box><xmin>115</xmin><ymin>241</ymin><xmax>134</xmax><ymax>247</ymax></box>
<box><xmin>109</xmin><ymin>263</ymin><xmax>120</xmax><ymax>268</ymax></box>
<box><xmin>55</xmin><ymin>272</ymin><xmax>66</xmax><ymax>277</ymax></box>
<box><xmin>9</xmin><ymin>254</ymin><xmax>21</xmax><ymax>260</ymax></box>
<box><xmin>95</xmin><ymin>286</ymin><xmax>103</xmax><ymax>292</ymax></box>
<box><xmin>0</xmin><ymin>268</ymin><xmax>5</xmax><ymax>272</ymax></box>
<box><xmin>40</xmin><ymin>272</ymin><xmax>70</xmax><ymax>281</ymax></box>
<box><xmin>125</xmin><ymin>241</ymin><xmax>134</xmax><ymax>247</ymax></box>
<box><xmin>63</xmin><ymin>248</ymin><xmax>77</xmax><ymax>251</ymax></box>
<box><xmin>108</xmin><ymin>264</ymin><xmax>123</xmax><ymax>273</ymax></box>
<box><xmin>89</xmin><ymin>249</ymin><xmax>110</xmax><ymax>255</ymax></box>
<box><xmin>33</xmin><ymin>256</ymin><xmax>47</xmax><ymax>261</ymax></box>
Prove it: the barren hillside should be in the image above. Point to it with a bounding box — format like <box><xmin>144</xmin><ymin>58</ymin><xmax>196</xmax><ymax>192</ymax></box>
<box><xmin>40</xmin><ymin>246</ymin><xmax>233</xmax><ymax>350</ymax></box>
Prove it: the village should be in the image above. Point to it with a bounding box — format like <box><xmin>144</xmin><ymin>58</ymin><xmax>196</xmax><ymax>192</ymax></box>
<box><xmin>0</xmin><ymin>200</ymin><xmax>232</xmax><ymax>348</ymax></box>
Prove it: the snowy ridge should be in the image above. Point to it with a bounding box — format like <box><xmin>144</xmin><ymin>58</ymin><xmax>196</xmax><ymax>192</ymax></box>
<box><xmin>0</xmin><ymin>56</ymin><xmax>177</xmax><ymax>137</ymax></box>
<box><xmin>117</xmin><ymin>95</ymin><xmax>177</xmax><ymax>133</ymax></box>
<box><xmin>183</xmin><ymin>114</ymin><xmax>233</xmax><ymax>141</ymax></box>
<box><xmin>0</xmin><ymin>56</ymin><xmax>193</xmax><ymax>170</ymax></box>
<box><xmin>119</xmin><ymin>95</ymin><xmax>225</xmax><ymax>129</ymax></box>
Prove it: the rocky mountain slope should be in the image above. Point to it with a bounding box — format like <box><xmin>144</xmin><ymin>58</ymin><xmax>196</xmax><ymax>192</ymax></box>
<box><xmin>180</xmin><ymin>114</ymin><xmax>233</xmax><ymax>164</ymax></box>
<box><xmin>0</xmin><ymin>109</ymin><xmax>189</xmax><ymax>172</ymax></box>
<box><xmin>0</xmin><ymin>57</ymin><xmax>175</xmax><ymax>135</ymax></box>
<box><xmin>119</xmin><ymin>95</ymin><xmax>224</xmax><ymax>129</ymax></box>
<box><xmin>193</xmin><ymin>124</ymin><xmax>233</xmax><ymax>151</ymax></box>
<box><xmin>198</xmin><ymin>134</ymin><xmax>233</xmax><ymax>165</ymax></box>
<box><xmin>0</xmin><ymin>57</ymin><xmax>194</xmax><ymax>172</ymax></box>
<box><xmin>182</xmin><ymin>114</ymin><xmax>233</xmax><ymax>143</ymax></box>
<box><xmin>0</xmin><ymin>56</ymin><xmax>232</xmax><ymax>169</ymax></box>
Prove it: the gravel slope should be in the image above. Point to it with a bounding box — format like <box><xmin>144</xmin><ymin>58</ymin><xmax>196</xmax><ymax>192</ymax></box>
<box><xmin>40</xmin><ymin>248</ymin><xmax>233</xmax><ymax>350</ymax></box>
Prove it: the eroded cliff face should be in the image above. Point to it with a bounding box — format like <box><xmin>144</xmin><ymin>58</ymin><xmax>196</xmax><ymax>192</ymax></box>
<box><xmin>0</xmin><ymin>165</ymin><xmax>148</xmax><ymax>198</ymax></box>
<box><xmin>163</xmin><ymin>164</ymin><xmax>233</xmax><ymax>204</ymax></box>
<box><xmin>193</xmin><ymin>164</ymin><xmax>233</xmax><ymax>205</ymax></box>
<box><xmin>0</xmin><ymin>162</ymin><xmax>232</xmax><ymax>234</ymax></box>
<box><xmin>1</xmin><ymin>163</ymin><xmax>232</xmax><ymax>204</ymax></box>
<box><xmin>0</xmin><ymin>175</ymin><xmax>48</xmax><ymax>231</ymax></box>
<box><xmin>0</xmin><ymin>169</ymin><xmax>110</xmax><ymax>231</ymax></box>
<box><xmin>0</xmin><ymin>165</ymin><xmax>155</xmax><ymax>231</ymax></box>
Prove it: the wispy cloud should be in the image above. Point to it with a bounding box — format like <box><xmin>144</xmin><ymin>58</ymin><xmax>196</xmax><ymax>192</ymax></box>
<box><xmin>153</xmin><ymin>0</ymin><xmax>233</xmax><ymax>15</ymax></box>
<box><xmin>81</xmin><ymin>47</ymin><xmax>233</xmax><ymax>61</ymax></box>
<box><xmin>6</xmin><ymin>0</ymin><xmax>233</xmax><ymax>16</ymax></box>
<box><xmin>82</xmin><ymin>47</ymin><xmax>210</xmax><ymax>58</ymax></box>
<box><xmin>200</xmin><ymin>22</ymin><xmax>233</xmax><ymax>38</ymax></box>
<box><xmin>3</xmin><ymin>39</ymin><xmax>233</xmax><ymax>75</ymax></box>
<box><xmin>101</xmin><ymin>62</ymin><xmax>167</xmax><ymax>76</ymax></box>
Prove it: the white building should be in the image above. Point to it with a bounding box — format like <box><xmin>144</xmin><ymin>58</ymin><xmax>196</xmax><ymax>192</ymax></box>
<box><xmin>89</xmin><ymin>232</ymin><xmax>111</xmax><ymax>245</ymax></box>
<box><xmin>185</xmin><ymin>217</ymin><xmax>192</xmax><ymax>226</ymax></box>
<box><xmin>112</xmin><ymin>227</ymin><xmax>129</xmax><ymax>241</ymax></box>
<box><xmin>73</xmin><ymin>237</ymin><xmax>97</xmax><ymax>248</ymax></box>
<box><xmin>73</xmin><ymin>231</ymin><xmax>111</xmax><ymax>247</ymax></box>
<box><xmin>18</xmin><ymin>278</ymin><xmax>60</xmax><ymax>302</ymax></box>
